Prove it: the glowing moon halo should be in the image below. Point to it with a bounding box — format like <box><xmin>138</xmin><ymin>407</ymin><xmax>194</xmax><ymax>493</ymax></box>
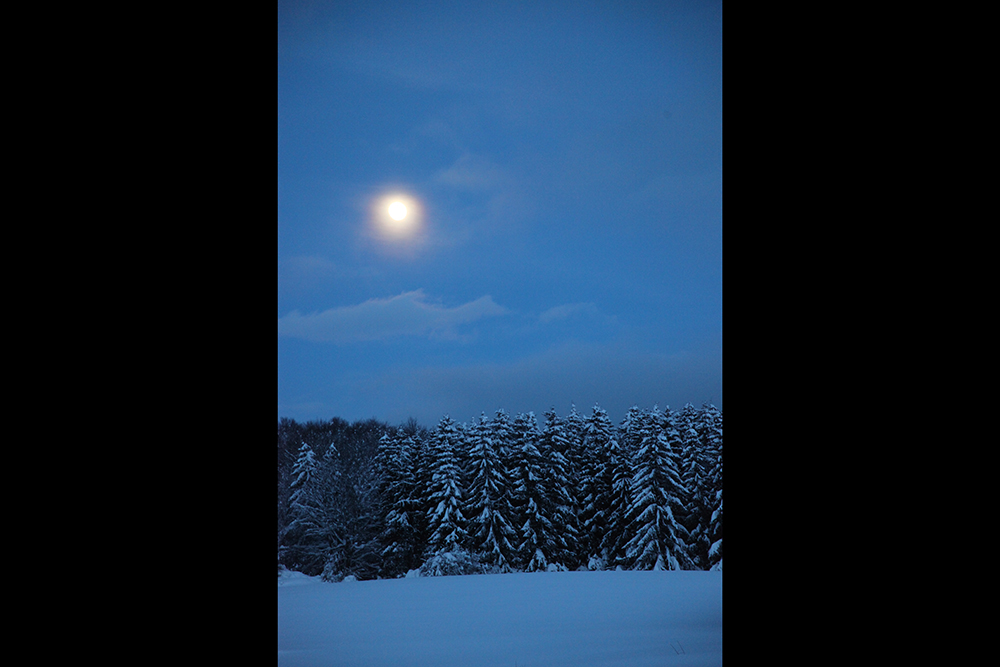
<box><xmin>371</xmin><ymin>191</ymin><xmax>423</xmax><ymax>242</ymax></box>
<box><xmin>388</xmin><ymin>201</ymin><xmax>407</xmax><ymax>220</ymax></box>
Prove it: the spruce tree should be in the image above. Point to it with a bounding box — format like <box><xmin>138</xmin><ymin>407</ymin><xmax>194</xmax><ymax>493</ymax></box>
<box><xmin>490</xmin><ymin>409</ymin><xmax>514</xmax><ymax>470</ymax></box>
<box><xmin>681</xmin><ymin>403</ymin><xmax>723</xmax><ymax>569</ymax></box>
<box><xmin>623</xmin><ymin>406</ymin><xmax>692</xmax><ymax>570</ymax></box>
<box><xmin>708</xmin><ymin>491</ymin><xmax>723</xmax><ymax>571</ymax></box>
<box><xmin>372</xmin><ymin>428</ymin><xmax>420</xmax><ymax>577</ymax></box>
<box><xmin>697</xmin><ymin>403</ymin><xmax>724</xmax><ymax>507</ymax></box>
<box><xmin>579</xmin><ymin>405</ymin><xmax>615</xmax><ymax>568</ymax></box>
<box><xmin>538</xmin><ymin>408</ymin><xmax>580</xmax><ymax>569</ymax></box>
<box><xmin>511</xmin><ymin>411</ymin><xmax>555</xmax><ymax>571</ymax></box>
<box><xmin>278</xmin><ymin>418</ymin><xmax>303</xmax><ymax>561</ymax></box>
<box><xmin>618</xmin><ymin>405</ymin><xmax>645</xmax><ymax>458</ymax></box>
<box><xmin>563</xmin><ymin>404</ymin><xmax>587</xmax><ymax>557</ymax></box>
<box><xmin>424</xmin><ymin>416</ymin><xmax>468</xmax><ymax>558</ymax></box>
<box><xmin>465</xmin><ymin>413</ymin><xmax>517</xmax><ymax>572</ymax></box>
<box><xmin>408</xmin><ymin>426</ymin><xmax>434</xmax><ymax>560</ymax></box>
<box><xmin>289</xmin><ymin>441</ymin><xmax>317</xmax><ymax>508</ymax></box>
<box><xmin>704</xmin><ymin>405</ymin><xmax>723</xmax><ymax>571</ymax></box>
<box><xmin>282</xmin><ymin>441</ymin><xmax>346</xmax><ymax>577</ymax></box>
<box><xmin>675</xmin><ymin>404</ymin><xmax>701</xmax><ymax>460</ymax></box>
<box><xmin>597</xmin><ymin>411</ymin><xmax>635</xmax><ymax>568</ymax></box>
<box><xmin>677</xmin><ymin>412</ymin><xmax>709</xmax><ymax>568</ymax></box>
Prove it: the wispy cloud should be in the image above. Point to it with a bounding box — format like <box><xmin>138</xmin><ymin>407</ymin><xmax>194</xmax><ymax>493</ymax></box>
<box><xmin>433</xmin><ymin>153</ymin><xmax>506</xmax><ymax>191</ymax></box>
<box><xmin>424</xmin><ymin>150</ymin><xmax>533</xmax><ymax>246</ymax></box>
<box><xmin>277</xmin><ymin>290</ymin><xmax>509</xmax><ymax>344</ymax></box>
<box><xmin>538</xmin><ymin>302</ymin><xmax>601</xmax><ymax>324</ymax></box>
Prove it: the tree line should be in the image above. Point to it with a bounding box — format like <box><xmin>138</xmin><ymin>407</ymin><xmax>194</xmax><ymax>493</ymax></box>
<box><xmin>277</xmin><ymin>403</ymin><xmax>722</xmax><ymax>581</ymax></box>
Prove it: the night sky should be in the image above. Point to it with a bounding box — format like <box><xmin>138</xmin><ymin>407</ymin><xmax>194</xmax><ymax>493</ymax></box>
<box><xmin>278</xmin><ymin>0</ymin><xmax>722</xmax><ymax>426</ymax></box>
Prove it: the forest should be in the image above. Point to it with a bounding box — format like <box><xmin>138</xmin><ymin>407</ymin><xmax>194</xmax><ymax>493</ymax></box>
<box><xmin>277</xmin><ymin>403</ymin><xmax>722</xmax><ymax>582</ymax></box>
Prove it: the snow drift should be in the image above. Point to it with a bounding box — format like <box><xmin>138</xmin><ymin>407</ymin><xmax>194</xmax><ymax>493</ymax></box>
<box><xmin>278</xmin><ymin>568</ymin><xmax>722</xmax><ymax>666</ymax></box>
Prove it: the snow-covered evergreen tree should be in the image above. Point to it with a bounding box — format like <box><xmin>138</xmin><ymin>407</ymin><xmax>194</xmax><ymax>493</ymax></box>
<box><xmin>696</xmin><ymin>403</ymin><xmax>723</xmax><ymax>502</ymax></box>
<box><xmin>424</xmin><ymin>416</ymin><xmax>469</xmax><ymax>558</ymax></box>
<box><xmin>489</xmin><ymin>409</ymin><xmax>514</xmax><ymax>473</ymax></box>
<box><xmin>320</xmin><ymin>419</ymin><xmax>391</xmax><ymax>581</ymax></box>
<box><xmin>318</xmin><ymin>441</ymin><xmax>362</xmax><ymax>581</ymax></box>
<box><xmin>618</xmin><ymin>405</ymin><xmax>645</xmax><ymax>458</ymax></box>
<box><xmin>281</xmin><ymin>441</ymin><xmax>346</xmax><ymax>577</ymax></box>
<box><xmin>278</xmin><ymin>418</ymin><xmax>304</xmax><ymax>559</ymax></box>
<box><xmin>675</xmin><ymin>416</ymin><xmax>707</xmax><ymax>568</ymax></box>
<box><xmin>563</xmin><ymin>404</ymin><xmax>586</xmax><ymax>452</ymax></box>
<box><xmin>679</xmin><ymin>403</ymin><xmax>723</xmax><ymax>569</ymax></box>
<box><xmin>372</xmin><ymin>428</ymin><xmax>420</xmax><ymax>577</ymax></box>
<box><xmin>623</xmin><ymin>406</ymin><xmax>692</xmax><ymax>570</ymax></box>
<box><xmin>289</xmin><ymin>441</ymin><xmax>317</xmax><ymax>508</ymax></box>
<box><xmin>408</xmin><ymin>426</ymin><xmax>434</xmax><ymax>557</ymax></box>
<box><xmin>708</xmin><ymin>491</ymin><xmax>722</xmax><ymax>571</ymax></box>
<box><xmin>510</xmin><ymin>411</ymin><xmax>555</xmax><ymax>571</ymax></box>
<box><xmin>562</xmin><ymin>404</ymin><xmax>589</xmax><ymax>566</ymax></box>
<box><xmin>579</xmin><ymin>405</ymin><xmax>615</xmax><ymax>568</ymax></box>
<box><xmin>703</xmin><ymin>404</ymin><xmax>722</xmax><ymax>571</ymax></box>
<box><xmin>563</xmin><ymin>404</ymin><xmax>587</xmax><ymax>504</ymax></box>
<box><xmin>538</xmin><ymin>408</ymin><xmax>581</xmax><ymax>569</ymax></box>
<box><xmin>596</xmin><ymin>411</ymin><xmax>635</xmax><ymax>568</ymax></box>
<box><xmin>464</xmin><ymin>413</ymin><xmax>517</xmax><ymax>572</ymax></box>
<box><xmin>675</xmin><ymin>404</ymin><xmax>701</xmax><ymax>460</ymax></box>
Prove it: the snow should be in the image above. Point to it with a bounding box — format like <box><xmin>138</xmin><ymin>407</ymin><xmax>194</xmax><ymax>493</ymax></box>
<box><xmin>708</xmin><ymin>540</ymin><xmax>721</xmax><ymax>558</ymax></box>
<box><xmin>278</xmin><ymin>569</ymin><xmax>721</xmax><ymax>666</ymax></box>
<box><xmin>278</xmin><ymin>568</ymin><xmax>322</xmax><ymax>587</ymax></box>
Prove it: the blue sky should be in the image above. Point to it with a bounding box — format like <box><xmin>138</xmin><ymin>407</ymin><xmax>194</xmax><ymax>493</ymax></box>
<box><xmin>278</xmin><ymin>0</ymin><xmax>721</xmax><ymax>426</ymax></box>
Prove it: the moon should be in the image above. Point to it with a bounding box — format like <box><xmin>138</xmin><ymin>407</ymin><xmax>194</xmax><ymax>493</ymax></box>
<box><xmin>371</xmin><ymin>191</ymin><xmax>422</xmax><ymax>243</ymax></box>
<box><xmin>388</xmin><ymin>201</ymin><xmax>407</xmax><ymax>220</ymax></box>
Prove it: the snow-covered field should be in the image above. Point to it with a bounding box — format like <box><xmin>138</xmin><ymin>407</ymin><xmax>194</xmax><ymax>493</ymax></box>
<box><xmin>278</xmin><ymin>569</ymin><xmax>722</xmax><ymax>666</ymax></box>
